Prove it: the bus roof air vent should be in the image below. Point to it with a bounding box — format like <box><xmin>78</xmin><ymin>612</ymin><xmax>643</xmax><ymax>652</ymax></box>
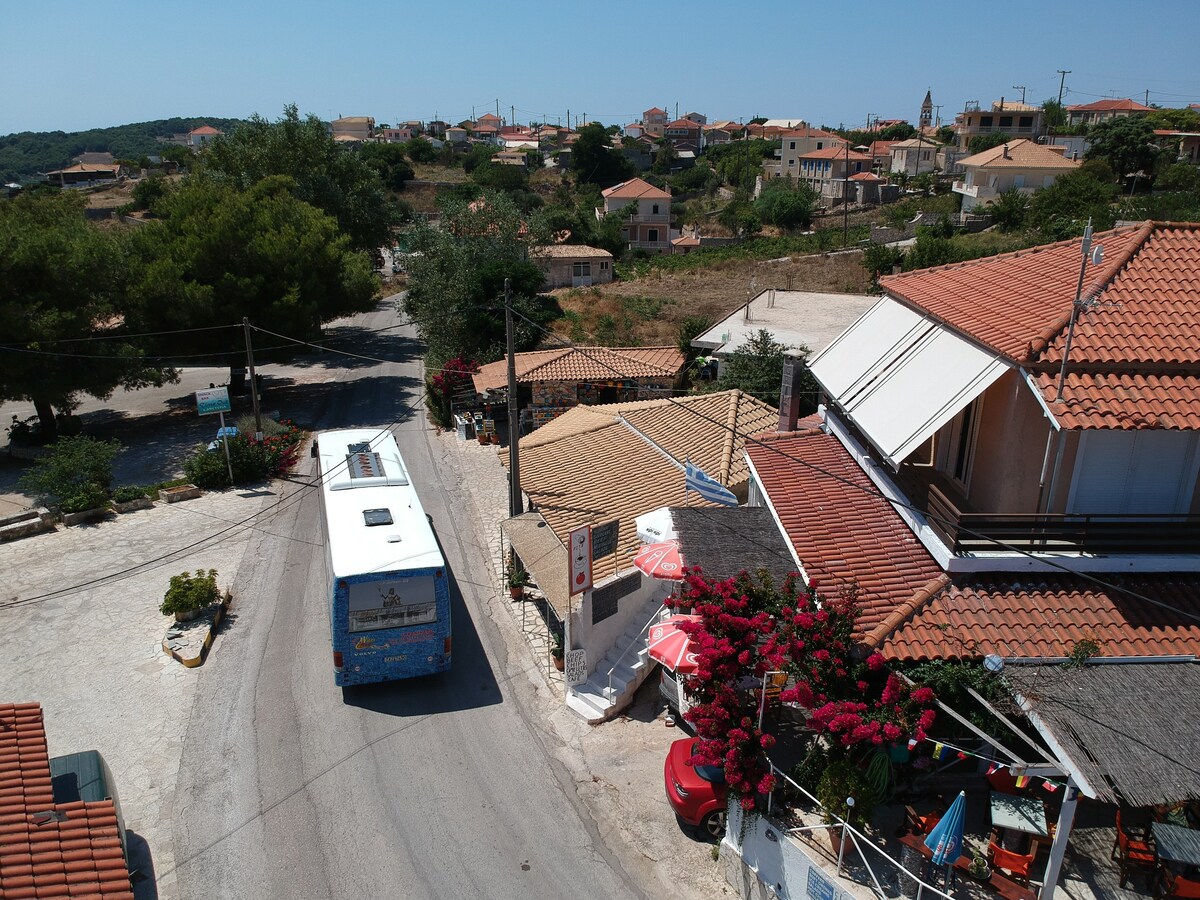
<box><xmin>363</xmin><ymin>508</ymin><xmax>393</xmax><ymax>526</ymax></box>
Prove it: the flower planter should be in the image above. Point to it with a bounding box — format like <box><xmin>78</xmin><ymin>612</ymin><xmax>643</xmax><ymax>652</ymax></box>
<box><xmin>509</xmin><ymin>586</ymin><xmax>524</xmax><ymax>600</ymax></box>
<box><xmin>159</xmin><ymin>484</ymin><xmax>201</xmax><ymax>503</ymax></box>
<box><xmin>828</xmin><ymin>825</ymin><xmax>854</xmax><ymax>858</ymax></box>
<box><xmin>111</xmin><ymin>496</ymin><xmax>154</xmax><ymax>514</ymax></box>
<box><xmin>61</xmin><ymin>506</ymin><xmax>111</xmax><ymax>527</ymax></box>
<box><xmin>552</xmin><ymin>653</ymin><xmax>565</xmax><ymax>672</ymax></box>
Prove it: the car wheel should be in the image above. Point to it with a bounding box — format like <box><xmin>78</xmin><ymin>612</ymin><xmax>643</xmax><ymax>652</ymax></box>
<box><xmin>701</xmin><ymin>810</ymin><xmax>727</xmax><ymax>839</ymax></box>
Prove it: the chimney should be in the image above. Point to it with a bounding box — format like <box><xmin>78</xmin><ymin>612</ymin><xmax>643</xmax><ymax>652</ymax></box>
<box><xmin>999</xmin><ymin>97</ymin><xmax>1005</xmax><ymax>111</ymax></box>
<box><xmin>778</xmin><ymin>356</ymin><xmax>804</xmax><ymax>432</ymax></box>
<box><xmin>1003</xmin><ymin>144</ymin><xmax>1010</xmax><ymax>159</ymax></box>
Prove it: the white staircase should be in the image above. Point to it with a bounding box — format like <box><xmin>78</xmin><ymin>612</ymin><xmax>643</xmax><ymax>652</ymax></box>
<box><xmin>566</xmin><ymin>600</ymin><xmax>664</xmax><ymax>723</ymax></box>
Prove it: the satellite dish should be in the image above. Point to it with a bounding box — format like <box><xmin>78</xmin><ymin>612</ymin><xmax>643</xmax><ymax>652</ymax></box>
<box><xmin>1091</xmin><ymin>245</ymin><xmax>1104</xmax><ymax>266</ymax></box>
<box><xmin>984</xmin><ymin>654</ymin><xmax>1005</xmax><ymax>673</ymax></box>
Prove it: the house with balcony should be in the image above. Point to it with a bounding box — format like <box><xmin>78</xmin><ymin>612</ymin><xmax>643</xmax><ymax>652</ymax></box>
<box><xmin>330</xmin><ymin>116</ymin><xmax>375</xmax><ymax>142</ymax></box>
<box><xmin>473</xmin><ymin>112</ymin><xmax>504</xmax><ymax>142</ymax></box>
<box><xmin>747</xmin><ymin>222</ymin><xmax>1200</xmax><ymax>671</ymax></box>
<box><xmin>596</xmin><ymin>177</ymin><xmax>674</xmax><ymax>253</ymax></box>
<box><xmin>793</xmin><ymin>146</ymin><xmax>872</xmax><ymax>201</ymax></box>
<box><xmin>952</xmin><ymin>138</ymin><xmax>1079</xmax><ymax>211</ymax></box>
<box><xmin>764</xmin><ymin>127</ymin><xmax>847</xmax><ymax>181</ymax></box>
<box><xmin>953</xmin><ymin>100</ymin><xmax>1043</xmax><ymax>150</ymax></box>
<box><xmin>642</xmin><ymin>106</ymin><xmax>668</xmax><ymax>138</ymax></box>
<box><xmin>1066</xmin><ymin>98</ymin><xmax>1153</xmax><ymax>127</ymax></box>
<box><xmin>665</xmin><ymin>118</ymin><xmax>703</xmax><ymax>150</ymax></box>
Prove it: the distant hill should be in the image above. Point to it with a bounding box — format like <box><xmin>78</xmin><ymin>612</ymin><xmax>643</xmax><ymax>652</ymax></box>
<box><xmin>0</xmin><ymin>117</ymin><xmax>244</xmax><ymax>182</ymax></box>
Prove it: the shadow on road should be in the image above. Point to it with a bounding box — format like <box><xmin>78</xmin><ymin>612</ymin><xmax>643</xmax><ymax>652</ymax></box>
<box><xmin>342</xmin><ymin>556</ymin><xmax>503</xmax><ymax>719</ymax></box>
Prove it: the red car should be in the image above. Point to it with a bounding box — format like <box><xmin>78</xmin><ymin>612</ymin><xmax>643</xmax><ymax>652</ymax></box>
<box><xmin>664</xmin><ymin>738</ymin><xmax>728</xmax><ymax>838</ymax></box>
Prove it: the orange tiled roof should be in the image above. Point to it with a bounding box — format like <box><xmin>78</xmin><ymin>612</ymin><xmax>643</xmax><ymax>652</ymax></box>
<box><xmin>510</xmin><ymin>391</ymin><xmax>777</xmax><ymax>579</ymax></box>
<box><xmin>800</xmin><ymin>147</ymin><xmax>872</xmax><ymax>161</ymax></box>
<box><xmin>849</xmin><ymin>172</ymin><xmax>884</xmax><ymax>182</ymax></box>
<box><xmin>956</xmin><ymin>138</ymin><xmax>1079</xmax><ymax>170</ymax></box>
<box><xmin>879</xmin><ymin>222</ymin><xmax>1200</xmax><ymax>428</ymax></box>
<box><xmin>781</xmin><ymin>126</ymin><xmax>842</xmax><ymax>140</ymax></box>
<box><xmin>877</xmin><ymin>575</ymin><xmax>1200</xmax><ymax>661</ymax></box>
<box><xmin>1066</xmin><ymin>98</ymin><xmax>1153</xmax><ymax>113</ymax></box>
<box><xmin>0</xmin><ymin>703</ymin><xmax>134</xmax><ymax>900</ymax></box>
<box><xmin>472</xmin><ymin>346</ymin><xmax>684</xmax><ymax>394</ymax></box>
<box><xmin>601</xmin><ymin>177</ymin><xmax>671</xmax><ymax>200</ymax></box>
<box><xmin>747</xmin><ymin>429</ymin><xmax>945</xmax><ymax>636</ymax></box>
<box><xmin>188</xmin><ymin>124</ymin><xmax>221</xmax><ymax>135</ymax></box>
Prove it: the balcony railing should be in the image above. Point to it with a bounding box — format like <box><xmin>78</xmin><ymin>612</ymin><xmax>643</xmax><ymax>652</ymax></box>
<box><xmin>926</xmin><ymin>485</ymin><xmax>1200</xmax><ymax>555</ymax></box>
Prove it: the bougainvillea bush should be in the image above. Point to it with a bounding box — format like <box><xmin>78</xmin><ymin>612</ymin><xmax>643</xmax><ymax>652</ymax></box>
<box><xmin>425</xmin><ymin>355</ymin><xmax>479</xmax><ymax>429</ymax></box>
<box><xmin>668</xmin><ymin>570</ymin><xmax>936</xmax><ymax>814</ymax></box>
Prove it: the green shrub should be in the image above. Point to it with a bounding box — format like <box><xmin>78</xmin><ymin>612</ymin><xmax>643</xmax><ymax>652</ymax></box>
<box><xmin>18</xmin><ymin>435</ymin><xmax>121</xmax><ymax>513</ymax></box>
<box><xmin>182</xmin><ymin>421</ymin><xmax>304</xmax><ymax>488</ymax></box>
<box><xmin>160</xmin><ymin>569</ymin><xmax>221</xmax><ymax>617</ymax></box>
<box><xmin>111</xmin><ymin>485</ymin><xmax>150</xmax><ymax>503</ymax></box>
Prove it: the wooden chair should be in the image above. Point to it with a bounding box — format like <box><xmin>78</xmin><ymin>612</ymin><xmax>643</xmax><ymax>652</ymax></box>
<box><xmin>1164</xmin><ymin>872</ymin><xmax>1200</xmax><ymax>899</ymax></box>
<box><xmin>1110</xmin><ymin>811</ymin><xmax>1157</xmax><ymax>890</ymax></box>
<box><xmin>989</xmin><ymin>841</ymin><xmax>1037</xmax><ymax>884</ymax></box>
<box><xmin>902</xmin><ymin>805</ymin><xmax>943</xmax><ymax>835</ymax></box>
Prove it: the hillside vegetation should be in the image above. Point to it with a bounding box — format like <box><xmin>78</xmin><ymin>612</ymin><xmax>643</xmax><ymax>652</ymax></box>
<box><xmin>0</xmin><ymin>117</ymin><xmax>243</xmax><ymax>181</ymax></box>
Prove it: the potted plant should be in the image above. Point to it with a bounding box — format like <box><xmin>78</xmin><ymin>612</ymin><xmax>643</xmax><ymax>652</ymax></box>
<box><xmin>507</xmin><ymin>562</ymin><xmax>529</xmax><ymax>600</ymax></box>
<box><xmin>966</xmin><ymin>845</ymin><xmax>992</xmax><ymax>881</ymax></box>
<box><xmin>550</xmin><ymin>630</ymin><xmax>565</xmax><ymax>671</ymax></box>
<box><xmin>160</xmin><ymin>569</ymin><xmax>222</xmax><ymax>622</ymax></box>
<box><xmin>815</xmin><ymin>757</ymin><xmax>877</xmax><ymax>856</ymax></box>
<box><xmin>111</xmin><ymin>484</ymin><xmax>153</xmax><ymax>513</ymax></box>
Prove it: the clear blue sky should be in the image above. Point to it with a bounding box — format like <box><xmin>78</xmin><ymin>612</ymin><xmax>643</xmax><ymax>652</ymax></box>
<box><xmin>4</xmin><ymin>0</ymin><xmax>1199</xmax><ymax>136</ymax></box>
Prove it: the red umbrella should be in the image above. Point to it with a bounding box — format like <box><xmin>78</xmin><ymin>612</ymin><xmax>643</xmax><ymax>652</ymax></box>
<box><xmin>648</xmin><ymin>614</ymin><xmax>702</xmax><ymax>673</ymax></box>
<box><xmin>633</xmin><ymin>540</ymin><xmax>686</xmax><ymax>580</ymax></box>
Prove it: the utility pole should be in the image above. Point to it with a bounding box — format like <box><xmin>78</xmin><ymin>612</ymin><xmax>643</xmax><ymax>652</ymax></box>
<box><xmin>504</xmin><ymin>279</ymin><xmax>522</xmax><ymax>518</ymax></box>
<box><xmin>1145</xmin><ymin>89</ymin><xmax>1150</xmax><ymax>107</ymax></box>
<box><xmin>1012</xmin><ymin>85</ymin><xmax>1027</xmax><ymax>104</ymax></box>
<box><xmin>243</xmin><ymin>317</ymin><xmax>263</xmax><ymax>441</ymax></box>
<box><xmin>842</xmin><ymin>139</ymin><xmax>850</xmax><ymax>248</ymax></box>
<box><xmin>1056</xmin><ymin>70</ymin><xmax>1071</xmax><ymax>108</ymax></box>
<box><xmin>933</xmin><ymin>105</ymin><xmax>943</xmax><ymax>128</ymax></box>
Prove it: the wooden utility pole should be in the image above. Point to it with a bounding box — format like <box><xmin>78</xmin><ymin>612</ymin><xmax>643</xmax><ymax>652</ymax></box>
<box><xmin>504</xmin><ymin>279</ymin><xmax>522</xmax><ymax>518</ymax></box>
<box><xmin>243</xmin><ymin>317</ymin><xmax>263</xmax><ymax>440</ymax></box>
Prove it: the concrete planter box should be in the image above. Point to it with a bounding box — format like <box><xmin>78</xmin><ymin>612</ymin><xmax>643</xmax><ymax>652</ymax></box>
<box><xmin>6</xmin><ymin>444</ymin><xmax>52</xmax><ymax>461</ymax></box>
<box><xmin>111</xmin><ymin>496</ymin><xmax>154</xmax><ymax>514</ymax></box>
<box><xmin>159</xmin><ymin>484</ymin><xmax>201</xmax><ymax>503</ymax></box>
<box><xmin>0</xmin><ymin>507</ymin><xmax>56</xmax><ymax>543</ymax></box>
<box><xmin>61</xmin><ymin>506</ymin><xmax>112</xmax><ymax>526</ymax></box>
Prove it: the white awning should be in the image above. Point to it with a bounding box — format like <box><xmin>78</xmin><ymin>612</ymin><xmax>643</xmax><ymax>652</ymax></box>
<box><xmin>810</xmin><ymin>297</ymin><xmax>1011</xmax><ymax>468</ymax></box>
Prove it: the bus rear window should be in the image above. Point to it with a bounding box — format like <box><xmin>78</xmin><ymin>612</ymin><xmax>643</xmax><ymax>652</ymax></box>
<box><xmin>347</xmin><ymin>577</ymin><xmax>437</xmax><ymax>632</ymax></box>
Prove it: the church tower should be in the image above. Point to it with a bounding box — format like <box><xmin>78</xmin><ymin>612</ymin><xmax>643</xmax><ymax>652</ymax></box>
<box><xmin>920</xmin><ymin>90</ymin><xmax>933</xmax><ymax>130</ymax></box>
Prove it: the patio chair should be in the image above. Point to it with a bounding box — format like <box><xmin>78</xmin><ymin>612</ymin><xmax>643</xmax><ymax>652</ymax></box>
<box><xmin>1164</xmin><ymin>872</ymin><xmax>1200</xmax><ymax>899</ymax></box>
<box><xmin>989</xmin><ymin>841</ymin><xmax>1037</xmax><ymax>884</ymax></box>
<box><xmin>902</xmin><ymin>805</ymin><xmax>942</xmax><ymax>835</ymax></box>
<box><xmin>1110</xmin><ymin>812</ymin><xmax>1157</xmax><ymax>890</ymax></box>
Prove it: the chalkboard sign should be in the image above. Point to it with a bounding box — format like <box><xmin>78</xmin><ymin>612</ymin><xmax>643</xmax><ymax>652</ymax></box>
<box><xmin>592</xmin><ymin>572</ymin><xmax>640</xmax><ymax>624</ymax></box>
<box><xmin>807</xmin><ymin>867</ymin><xmax>836</xmax><ymax>900</ymax></box>
<box><xmin>591</xmin><ymin>520</ymin><xmax>619</xmax><ymax>561</ymax></box>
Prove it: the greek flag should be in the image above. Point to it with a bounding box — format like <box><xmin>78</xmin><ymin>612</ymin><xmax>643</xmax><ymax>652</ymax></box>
<box><xmin>685</xmin><ymin>461</ymin><xmax>737</xmax><ymax>506</ymax></box>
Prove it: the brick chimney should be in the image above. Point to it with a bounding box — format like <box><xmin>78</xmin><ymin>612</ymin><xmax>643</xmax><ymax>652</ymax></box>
<box><xmin>778</xmin><ymin>355</ymin><xmax>804</xmax><ymax>432</ymax></box>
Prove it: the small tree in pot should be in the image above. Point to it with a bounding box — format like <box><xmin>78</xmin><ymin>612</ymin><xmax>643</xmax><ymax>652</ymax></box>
<box><xmin>160</xmin><ymin>569</ymin><xmax>222</xmax><ymax>622</ymax></box>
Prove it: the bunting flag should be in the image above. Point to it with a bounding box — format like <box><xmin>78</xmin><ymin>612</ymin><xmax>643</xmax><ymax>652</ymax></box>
<box><xmin>1043</xmin><ymin>781</ymin><xmax>1059</xmax><ymax>793</ymax></box>
<box><xmin>932</xmin><ymin>742</ymin><xmax>944</xmax><ymax>759</ymax></box>
<box><xmin>910</xmin><ymin>735</ymin><xmax>1069</xmax><ymax>792</ymax></box>
<box><xmin>1015</xmin><ymin>775</ymin><xmax>1031</xmax><ymax>788</ymax></box>
<box><xmin>907</xmin><ymin>738</ymin><xmax>919</xmax><ymax>751</ymax></box>
<box><xmin>986</xmin><ymin>763</ymin><xmax>1000</xmax><ymax>775</ymax></box>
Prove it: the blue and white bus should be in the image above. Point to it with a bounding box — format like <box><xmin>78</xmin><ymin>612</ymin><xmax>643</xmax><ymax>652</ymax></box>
<box><xmin>315</xmin><ymin>428</ymin><xmax>451</xmax><ymax>687</ymax></box>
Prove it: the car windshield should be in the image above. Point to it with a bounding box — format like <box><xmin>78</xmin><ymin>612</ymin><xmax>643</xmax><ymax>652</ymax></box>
<box><xmin>691</xmin><ymin>741</ymin><xmax>726</xmax><ymax>784</ymax></box>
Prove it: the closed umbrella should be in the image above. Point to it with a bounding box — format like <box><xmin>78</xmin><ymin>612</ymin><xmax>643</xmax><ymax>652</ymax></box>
<box><xmin>647</xmin><ymin>614</ymin><xmax>702</xmax><ymax>673</ymax></box>
<box><xmin>632</xmin><ymin>540</ymin><xmax>686</xmax><ymax>580</ymax></box>
<box><xmin>925</xmin><ymin>790</ymin><xmax>967</xmax><ymax>884</ymax></box>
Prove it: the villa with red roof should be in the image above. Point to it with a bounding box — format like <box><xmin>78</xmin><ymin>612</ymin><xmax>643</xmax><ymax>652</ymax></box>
<box><xmin>747</xmin><ymin>221</ymin><xmax>1200</xmax><ymax>665</ymax></box>
<box><xmin>641</xmin><ymin>107</ymin><xmax>668</xmax><ymax>138</ymax></box>
<box><xmin>793</xmin><ymin>146</ymin><xmax>872</xmax><ymax>201</ymax></box>
<box><xmin>1066</xmin><ymin>98</ymin><xmax>1153</xmax><ymax>127</ymax></box>
<box><xmin>596</xmin><ymin>177</ymin><xmax>675</xmax><ymax>253</ymax></box>
<box><xmin>186</xmin><ymin>124</ymin><xmax>222</xmax><ymax>149</ymax></box>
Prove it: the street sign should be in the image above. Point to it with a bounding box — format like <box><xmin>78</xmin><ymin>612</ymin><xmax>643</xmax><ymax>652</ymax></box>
<box><xmin>195</xmin><ymin>387</ymin><xmax>232</xmax><ymax>416</ymax></box>
<box><xmin>568</xmin><ymin>525</ymin><xmax>593</xmax><ymax>595</ymax></box>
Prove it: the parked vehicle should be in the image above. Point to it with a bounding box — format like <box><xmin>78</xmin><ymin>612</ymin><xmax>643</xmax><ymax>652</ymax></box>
<box><xmin>207</xmin><ymin>426</ymin><xmax>239</xmax><ymax>451</ymax></box>
<box><xmin>664</xmin><ymin>737</ymin><xmax>728</xmax><ymax>839</ymax></box>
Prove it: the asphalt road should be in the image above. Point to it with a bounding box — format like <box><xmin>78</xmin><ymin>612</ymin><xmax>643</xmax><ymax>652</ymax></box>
<box><xmin>168</xmin><ymin>300</ymin><xmax>646</xmax><ymax>900</ymax></box>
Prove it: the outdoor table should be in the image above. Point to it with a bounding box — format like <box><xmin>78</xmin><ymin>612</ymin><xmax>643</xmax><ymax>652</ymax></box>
<box><xmin>990</xmin><ymin>792</ymin><xmax>1048</xmax><ymax>851</ymax></box>
<box><xmin>1153</xmin><ymin>821</ymin><xmax>1200</xmax><ymax>869</ymax></box>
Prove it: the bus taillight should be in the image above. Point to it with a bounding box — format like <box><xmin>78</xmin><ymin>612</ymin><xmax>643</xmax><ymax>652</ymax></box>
<box><xmin>333</xmin><ymin>651</ymin><xmax>344</xmax><ymax>672</ymax></box>
<box><xmin>443</xmin><ymin>637</ymin><xmax>452</xmax><ymax>656</ymax></box>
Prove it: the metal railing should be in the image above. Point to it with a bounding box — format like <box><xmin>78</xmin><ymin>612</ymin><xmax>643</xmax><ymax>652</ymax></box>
<box><xmin>605</xmin><ymin>603</ymin><xmax>668</xmax><ymax>699</ymax></box>
<box><xmin>755</xmin><ymin>761</ymin><xmax>957</xmax><ymax>900</ymax></box>
<box><xmin>927</xmin><ymin>484</ymin><xmax>1200</xmax><ymax>555</ymax></box>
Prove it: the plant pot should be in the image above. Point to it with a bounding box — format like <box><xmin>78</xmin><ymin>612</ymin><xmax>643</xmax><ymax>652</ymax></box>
<box><xmin>509</xmin><ymin>586</ymin><xmax>524</xmax><ymax>600</ymax></box>
<box><xmin>828</xmin><ymin>825</ymin><xmax>854</xmax><ymax>857</ymax></box>
<box><xmin>552</xmin><ymin>653</ymin><xmax>564</xmax><ymax>672</ymax></box>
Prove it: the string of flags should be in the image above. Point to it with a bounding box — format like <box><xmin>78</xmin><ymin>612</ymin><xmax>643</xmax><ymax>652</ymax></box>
<box><xmin>905</xmin><ymin>735</ymin><xmax>1068</xmax><ymax>792</ymax></box>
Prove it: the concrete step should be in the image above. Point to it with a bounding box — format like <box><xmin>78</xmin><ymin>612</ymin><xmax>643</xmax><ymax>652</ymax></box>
<box><xmin>566</xmin><ymin>683</ymin><xmax>612</xmax><ymax>723</ymax></box>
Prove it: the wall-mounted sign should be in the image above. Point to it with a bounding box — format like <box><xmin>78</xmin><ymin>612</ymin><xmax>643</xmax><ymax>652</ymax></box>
<box><xmin>568</xmin><ymin>525</ymin><xmax>593</xmax><ymax>595</ymax></box>
<box><xmin>590</xmin><ymin>520</ymin><xmax>619</xmax><ymax>561</ymax></box>
<box><xmin>195</xmin><ymin>386</ymin><xmax>232</xmax><ymax>416</ymax></box>
<box><xmin>564</xmin><ymin>648</ymin><xmax>588</xmax><ymax>686</ymax></box>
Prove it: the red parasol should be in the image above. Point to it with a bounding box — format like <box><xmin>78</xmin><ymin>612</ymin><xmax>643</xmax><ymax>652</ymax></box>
<box><xmin>633</xmin><ymin>540</ymin><xmax>686</xmax><ymax>580</ymax></box>
<box><xmin>648</xmin><ymin>614</ymin><xmax>702</xmax><ymax>673</ymax></box>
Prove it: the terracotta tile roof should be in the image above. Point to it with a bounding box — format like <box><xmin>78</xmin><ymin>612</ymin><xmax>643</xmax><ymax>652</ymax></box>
<box><xmin>530</xmin><ymin>244</ymin><xmax>613</xmax><ymax>260</ymax></box>
<box><xmin>868</xmin><ymin>140</ymin><xmax>896</xmax><ymax>156</ymax></box>
<box><xmin>666</xmin><ymin>119</ymin><xmax>700</xmax><ymax>130</ymax></box>
<box><xmin>672</xmin><ymin>236</ymin><xmax>701</xmax><ymax>247</ymax></box>
<box><xmin>0</xmin><ymin>703</ymin><xmax>133</xmax><ymax>900</ymax></box>
<box><xmin>1066</xmin><ymin>98</ymin><xmax>1153</xmax><ymax>113</ymax></box>
<box><xmin>746</xmin><ymin>430</ymin><xmax>945</xmax><ymax>636</ymax></box>
<box><xmin>643</xmin><ymin>107</ymin><xmax>667</xmax><ymax>116</ymax></box>
<box><xmin>472</xmin><ymin>346</ymin><xmax>684</xmax><ymax>394</ymax></box>
<box><xmin>188</xmin><ymin>124</ymin><xmax>221</xmax><ymax>135</ymax></box>
<box><xmin>44</xmin><ymin>163</ymin><xmax>120</xmax><ymax>175</ymax></box>
<box><xmin>600</xmin><ymin>177</ymin><xmax>671</xmax><ymax>200</ymax></box>
<box><xmin>957</xmin><ymin>138</ymin><xmax>1079</xmax><ymax>170</ymax></box>
<box><xmin>889</xmin><ymin>138</ymin><xmax>941</xmax><ymax>150</ymax></box>
<box><xmin>878</xmin><ymin>575</ymin><xmax>1200</xmax><ymax>661</ymax></box>
<box><xmin>800</xmin><ymin>147</ymin><xmax>872</xmax><ymax>162</ymax></box>
<box><xmin>781</xmin><ymin>127</ymin><xmax>842</xmax><ymax>141</ymax></box>
<box><xmin>849</xmin><ymin>172</ymin><xmax>884</xmax><ymax>182</ymax></box>
<box><xmin>879</xmin><ymin>221</ymin><xmax>1200</xmax><ymax>427</ymax></box>
<box><xmin>510</xmin><ymin>390</ymin><xmax>777</xmax><ymax>579</ymax></box>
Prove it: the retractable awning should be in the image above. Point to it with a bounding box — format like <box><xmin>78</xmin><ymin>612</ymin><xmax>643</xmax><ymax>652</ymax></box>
<box><xmin>809</xmin><ymin>297</ymin><xmax>1011</xmax><ymax>469</ymax></box>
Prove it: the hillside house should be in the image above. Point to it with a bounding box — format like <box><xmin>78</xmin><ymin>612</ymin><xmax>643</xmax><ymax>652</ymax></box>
<box><xmin>1066</xmin><ymin>98</ymin><xmax>1153</xmax><ymax>127</ymax></box>
<box><xmin>597</xmin><ymin>177</ymin><xmax>674</xmax><ymax>253</ymax></box>
<box><xmin>953</xmin><ymin>139</ymin><xmax>1079</xmax><ymax>211</ymax></box>
<box><xmin>530</xmin><ymin>245</ymin><xmax>614</xmax><ymax>289</ymax></box>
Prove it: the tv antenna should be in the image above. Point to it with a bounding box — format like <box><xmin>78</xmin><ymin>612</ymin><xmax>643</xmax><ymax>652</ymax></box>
<box><xmin>1055</xmin><ymin>218</ymin><xmax>1104</xmax><ymax>402</ymax></box>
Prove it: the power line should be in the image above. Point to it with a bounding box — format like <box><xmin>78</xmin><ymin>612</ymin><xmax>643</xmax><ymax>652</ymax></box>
<box><xmin>0</xmin><ymin>323</ymin><xmax>240</xmax><ymax>347</ymax></box>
